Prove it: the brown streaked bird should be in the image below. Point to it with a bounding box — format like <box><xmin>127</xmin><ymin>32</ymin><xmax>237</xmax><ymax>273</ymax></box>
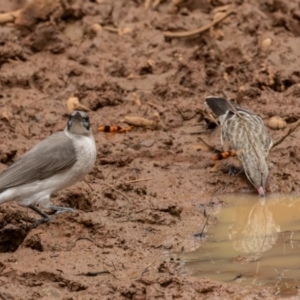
<box><xmin>0</xmin><ymin>111</ymin><xmax>96</xmax><ymax>226</ymax></box>
<box><xmin>205</xmin><ymin>96</ymin><xmax>273</xmax><ymax>197</ymax></box>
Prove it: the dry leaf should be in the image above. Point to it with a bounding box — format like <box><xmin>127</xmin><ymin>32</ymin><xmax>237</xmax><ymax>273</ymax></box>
<box><xmin>67</xmin><ymin>97</ymin><xmax>90</xmax><ymax>113</ymax></box>
<box><xmin>118</xmin><ymin>27</ymin><xmax>133</xmax><ymax>36</ymax></box>
<box><xmin>2</xmin><ymin>108</ymin><xmax>9</xmax><ymax>122</ymax></box>
<box><xmin>132</xmin><ymin>92</ymin><xmax>141</xmax><ymax>106</ymax></box>
<box><xmin>123</xmin><ymin>113</ymin><xmax>160</xmax><ymax>130</ymax></box>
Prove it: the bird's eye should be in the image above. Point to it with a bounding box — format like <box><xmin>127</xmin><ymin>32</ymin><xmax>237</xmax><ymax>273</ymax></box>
<box><xmin>67</xmin><ymin>116</ymin><xmax>74</xmax><ymax>130</ymax></box>
<box><xmin>82</xmin><ymin>116</ymin><xmax>90</xmax><ymax>130</ymax></box>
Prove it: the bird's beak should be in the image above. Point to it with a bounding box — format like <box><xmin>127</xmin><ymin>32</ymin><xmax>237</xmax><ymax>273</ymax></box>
<box><xmin>67</xmin><ymin>111</ymin><xmax>90</xmax><ymax>134</ymax></box>
<box><xmin>257</xmin><ymin>186</ymin><xmax>265</xmax><ymax>197</ymax></box>
<box><xmin>73</xmin><ymin>111</ymin><xmax>82</xmax><ymax>121</ymax></box>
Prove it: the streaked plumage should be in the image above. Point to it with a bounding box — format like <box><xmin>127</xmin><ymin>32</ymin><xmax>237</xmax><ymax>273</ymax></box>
<box><xmin>205</xmin><ymin>96</ymin><xmax>273</xmax><ymax>197</ymax></box>
<box><xmin>0</xmin><ymin>110</ymin><xmax>96</xmax><ymax>225</ymax></box>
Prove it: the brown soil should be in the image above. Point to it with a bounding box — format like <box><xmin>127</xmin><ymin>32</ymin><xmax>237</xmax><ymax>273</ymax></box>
<box><xmin>0</xmin><ymin>0</ymin><xmax>299</xmax><ymax>299</ymax></box>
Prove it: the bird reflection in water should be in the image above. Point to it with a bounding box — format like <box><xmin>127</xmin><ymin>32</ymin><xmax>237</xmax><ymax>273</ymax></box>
<box><xmin>180</xmin><ymin>194</ymin><xmax>300</xmax><ymax>296</ymax></box>
<box><xmin>229</xmin><ymin>197</ymin><xmax>280</xmax><ymax>261</ymax></box>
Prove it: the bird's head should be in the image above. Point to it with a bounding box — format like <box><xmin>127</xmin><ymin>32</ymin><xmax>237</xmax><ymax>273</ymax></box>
<box><xmin>243</xmin><ymin>156</ymin><xmax>269</xmax><ymax>198</ymax></box>
<box><xmin>67</xmin><ymin>111</ymin><xmax>91</xmax><ymax>136</ymax></box>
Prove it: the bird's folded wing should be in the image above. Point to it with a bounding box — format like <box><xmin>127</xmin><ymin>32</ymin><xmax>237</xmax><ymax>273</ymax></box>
<box><xmin>0</xmin><ymin>132</ymin><xmax>77</xmax><ymax>192</ymax></box>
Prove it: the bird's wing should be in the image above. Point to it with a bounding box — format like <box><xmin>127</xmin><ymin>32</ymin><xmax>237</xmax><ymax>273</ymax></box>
<box><xmin>206</xmin><ymin>96</ymin><xmax>273</xmax><ymax>153</ymax></box>
<box><xmin>0</xmin><ymin>132</ymin><xmax>77</xmax><ymax>192</ymax></box>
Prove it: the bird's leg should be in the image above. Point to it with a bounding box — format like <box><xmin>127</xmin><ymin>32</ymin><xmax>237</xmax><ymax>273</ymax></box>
<box><xmin>50</xmin><ymin>205</ymin><xmax>75</xmax><ymax>215</ymax></box>
<box><xmin>228</xmin><ymin>157</ymin><xmax>243</xmax><ymax>176</ymax></box>
<box><xmin>28</xmin><ymin>205</ymin><xmax>50</xmax><ymax>227</ymax></box>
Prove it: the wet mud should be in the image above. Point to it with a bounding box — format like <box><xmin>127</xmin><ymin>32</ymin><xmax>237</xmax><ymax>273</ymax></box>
<box><xmin>0</xmin><ymin>0</ymin><xmax>300</xmax><ymax>298</ymax></box>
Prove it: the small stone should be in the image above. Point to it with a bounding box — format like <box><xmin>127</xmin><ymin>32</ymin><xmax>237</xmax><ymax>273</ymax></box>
<box><xmin>40</xmin><ymin>287</ymin><xmax>62</xmax><ymax>298</ymax></box>
<box><xmin>261</xmin><ymin>38</ymin><xmax>272</xmax><ymax>49</ymax></box>
<box><xmin>267</xmin><ymin>116</ymin><xmax>286</xmax><ymax>130</ymax></box>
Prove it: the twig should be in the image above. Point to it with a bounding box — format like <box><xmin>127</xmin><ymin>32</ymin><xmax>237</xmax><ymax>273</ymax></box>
<box><xmin>0</xmin><ymin>292</ymin><xmax>8</xmax><ymax>300</ymax></box>
<box><xmin>205</xmin><ymin>112</ymin><xmax>219</xmax><ymax>126</ymax></box>
<box><xmin>189</xmin><ymin>130</ymin><xmax>214</xmax><ymax>135</ymax></box>
<box><xmin>144</xmin><ymin>0</ymin><xmax>152</xmax><ymax>9</ymax></box>
<box><xmin>174</xmin><ymin>103</ymin><xmax>185</xmax><ymax>119</ymax></box>
<box><xmin>77</xmin><ymin>270</ymin><xmax>110</xmax><ymax>276</ymax></box>
<box><xmin>193</xmin><ymin>214</ymin><xmax>210</xmax><ymax>238</ymax></box>
<box><xmin>193</xmin><ymin>137</ymin><xmax>217</xmax><ymax>153</ymax></box>
<box><xmin>19</xmin><ymin>122</ymin><xmax>30</xmax><ymax>138</ymax></box>
<box><xmin>103</xmin><ymin>26</ymin><xmax>119</xmax><ymax>33</ymax></box>
<box><xmin>64</xmin><ymin>237</ymin><xmax>94</xmax><ymax>251</ymax></box>
<box><xmin>104</xmin><ymin>165</ymin><xmax>116</xmax><ymax>180</ymax></box>
<box><xmin>212</xmin><ymin>4</ymin><xmax>232</xmax><ymax>13</ymax></box>
<box><xmin>272</xmin><ymin>119</ymin><xmax>300</xmax><ymax>148</ymax></box>
<box><xmin>141</xmin><ymin>248</ymin><xmax>163</xmax><ymax>276</ymax></box>
<box><xmin>111</xmin><ymin>260</ymin><xmax>117</xmax><ymax>271</ymax></box>
<box><xmin>145</xmin><ymin>0</ymin><xmax>161</xmax><ymax>9</ymax></box>
<box><xmin>75</xmin><ymin>237</ymin><xmax>94</xmax><ymax>244</ymax></box>
<box><xmin>152</xmin><ymin>0</ymin><xmax>161</xmax><ymax>9</ymax></box>
<box><xmin>102</xmin><ymin>178</ymin><xmax>152</xmax><ymax>193</ymax></box>
<box><xmin>231</xmin><ymin>273</ymin><xmax>243</xmax><ymax>281</ymax></box>
<box><xmin>146</xmin><ymin>102</ymin><xmax>167</xmax><ymax>114</ymax></box>
<box><xmin>102</xmin><ymin>186</ymin><xmax>111</xmax><ymax>192</ymax></box>
<box><xmin>174</xmin><ymin>103</ymin><xmax>194</xmax><ymax>121</ymax></box>
<box><xmin>102</xmin><ymin>183</ymin><xmax>133</xmax><ymax>203</ymax></box>
<box><xmin>135</xmin><ymin>208</ymin><xmax>148</xmax><ymax>213</ymax></box>
<box><xmin>103</xmin><ymin>265</ymin><xmax>118</xmax><ymax>279</ymax></box>
<box><xmin>83</xmin><ymin>179</ymin><xmax>94</xmax><ymax>191</ymax></box>
<box><xmin>0</xmin><ymin>9</ymin><xmax>21</xmax><ymax>24</ymax></box>
<box><xmin>124</xmin><ymin>177</ymin><xmax>152</xmax><ymax>184</ymax></box>
<box><xmin>163</xmin><ymin>9</ymin><xmax>235</xmax><ymax>38</ymax></box>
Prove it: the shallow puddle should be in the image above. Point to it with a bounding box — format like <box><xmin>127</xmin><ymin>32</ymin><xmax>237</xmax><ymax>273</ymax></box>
<box><xmin>180</xmin><ymin>194</ymin><xmax>300</xmax><ymax>297</ymax></box>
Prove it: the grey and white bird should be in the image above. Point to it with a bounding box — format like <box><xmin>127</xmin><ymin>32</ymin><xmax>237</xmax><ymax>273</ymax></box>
<box><xmin>205</xmin><ymin>96</ymin><xmax>273</xmax><ymax>197</ymax></box>
<box><xmin>0</xmin><ymin>110</ymin><xmax>96</xmax><ymax>225</ymax></box>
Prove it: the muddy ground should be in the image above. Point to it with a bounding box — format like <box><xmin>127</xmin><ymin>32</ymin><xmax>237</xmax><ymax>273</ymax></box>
<box><xmin>0</xmin><ymin>0</ymin><xmax>300</xmax><ymax>299</ymax></box>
